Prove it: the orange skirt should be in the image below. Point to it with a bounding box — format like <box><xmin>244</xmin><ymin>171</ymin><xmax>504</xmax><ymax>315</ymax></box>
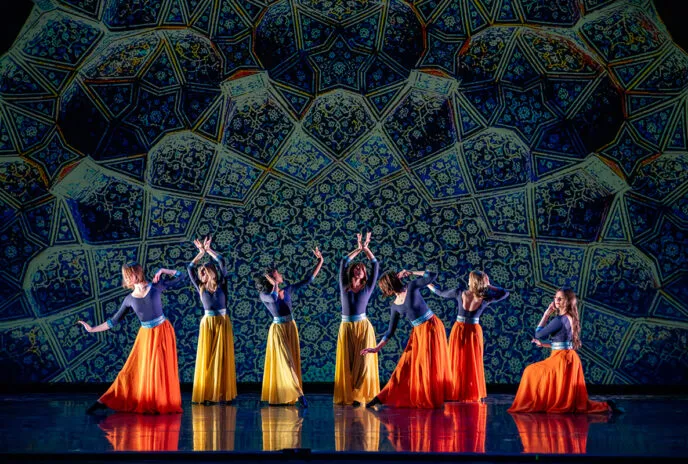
<box><xmin>508</xmin><ymin>349</ymin><xmax>610</xmax><ymax>414</ymax></box>
<box><xmin>377</xmin><ymin>316</ymin><xmax>450</xmax><ymax>408</ymax></box>
<box><xmin>448</xmin><ymin>321</ymin><xmax>486</xmax><ymax>401</ymax></box>
<box><xmin>100</xmin><ymin>319</ymin><xmax>182</xmax><ymax>414</ymax></box>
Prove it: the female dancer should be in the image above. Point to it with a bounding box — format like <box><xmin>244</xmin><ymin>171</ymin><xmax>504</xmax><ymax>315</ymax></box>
<box><xmin>188</xmin><ymin>236</ymin><xmax>237</xmax><ymax>404</ymax></box>
<box><xmin>362</xmin><ymin>269</ymin><xmax>450</xmax><ymax>409</ymax></box>
<box><xmin>508</xmin><ymin>288</ymin><xmax>614</xmax><ymax>413</ymax></box>
<box><xmin>429</xmin><ymin>271</ymin><xmax>508</xmax><ymax>401</ymax></box>
<box><xmin>255</xmin><ymin>247</ymin><xmax>324</xmax><ymax>406</ymax></box>
<box><xmin>334</xmin><ymin>232</ymin><xmax>380</xmax><ymax>406</ymax></box>
<box><xmin>78</xmin><ymin>263</ymin><xmax>185</xmax><ymax>414</ymax></box>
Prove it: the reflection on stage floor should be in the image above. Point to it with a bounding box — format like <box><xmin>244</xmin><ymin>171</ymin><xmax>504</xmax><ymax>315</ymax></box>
<box><xmin>1</xmin><ymin>393</ymin><xmax>687</xmax><ymax>458</ymax></box>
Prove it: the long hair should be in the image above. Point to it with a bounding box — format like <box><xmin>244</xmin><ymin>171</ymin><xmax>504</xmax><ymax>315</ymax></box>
<box><xmin>254</xmin><ymin>266</ymin><xmax>278</xmax><ymax>293</ymax></box>
<box><xmin>346</xmin><ymin>262</ymin><xmax>368</xmax><ymax>291</ymax></box>
<box><xmin>468</xmin><ymin>270</ymin><xmax>487</xmax><ymax>298</ymax></box>
<box><xmin>198</xmin><ymin>263</ymin><xmax>219</xmax><ymax>295</ymax></box>
<box><xmin>121</xmin><ymin>263</ymin><xmax>146</xmax><ymax>289</ymax></box>
<box><xmin>559</xmin><ymin>288</ymin><xmax>582</xmax><ymax>350</ymax></box>
<box><xmin>378</xmin><ymin>271</ymin><xmax>405</xmax><ymax>297</ymax></box>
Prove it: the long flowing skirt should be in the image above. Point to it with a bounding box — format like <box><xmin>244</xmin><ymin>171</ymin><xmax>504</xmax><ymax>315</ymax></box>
<box><xmin>192</xmin><ymin>314</ymin><xmax>237</xmax><ymax>403</ymax></box>
<box><xmin>377</xmin><ymin>316</ymin><xmax>451</xmax><ymax>408</ymax></box>
<box><xmin>261</xmin><ymin>320</ymin><xmax>303</xmax><ymax>405</ymax></box>
<box><xmin>99</xmin><ymin>319</ymin><xmax>182</xmax><ymax>414</ymax></box>
<box><xmin>508</xmin><ymin>349</ymin><xmax>611</xmax><ymax>413</ymax></box>
<box><xmin>334</xmin><ymin>318</ymin><xmax>380</xmax><ymax>405</ymax></box>
<box><xmin>448</xmin><ymin>321</ymin><xmax>486</xmax><ymax>401</ymax></box>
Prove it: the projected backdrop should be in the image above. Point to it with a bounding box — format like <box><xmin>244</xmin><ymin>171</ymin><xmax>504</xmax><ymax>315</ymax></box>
<box><xmin>1</xmin><ymin>0</ymin><xmax>687</xmax><ymax>385</ymax></box>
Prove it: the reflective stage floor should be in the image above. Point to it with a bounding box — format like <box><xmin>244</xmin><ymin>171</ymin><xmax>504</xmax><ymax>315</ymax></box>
<box><xmin>1</xmin><ymin>393</ymin><xmax>687</xmax><ymax>462</ymax></box>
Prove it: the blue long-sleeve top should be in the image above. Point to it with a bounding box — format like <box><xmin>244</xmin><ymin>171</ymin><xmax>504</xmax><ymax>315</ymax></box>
<box><xmin>188</xmin><ymin>254</ymin><xmax>229</xmax><ymax>312</ymax></box>
<box><xmin>107</xmin><ymin>271</ymin><xmax>185</xmax><ymax>327</ymax></box>
<box><xmin>381</xmin><ymin>272</ymin><xmax>437</xmax><ymax>341</ymax></box>
<box><xmin>340</xmin><ymin>256</ymin><xmax>380</xmax><ymax>317</ymax></box>
<box><xmin>431</xmin><ymin>285</ymin><xmax>509</xmax><ymax>319</ymax></box>
<box><xmin>259</xmin><ymin>274</ymin><xmax>314</xmax><ymax>318</ymax></box>
<box><xmin>535</xmin><ymin>315</ymin><xmax>573</xmax><ymax>343</ymax></box>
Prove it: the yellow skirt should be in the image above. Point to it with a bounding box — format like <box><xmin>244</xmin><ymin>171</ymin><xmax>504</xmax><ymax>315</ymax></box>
<box><xmin>192</xmin><ymin>314</ymin><xmax>237</xmax><ymax>403</ymax></box>
<box><xmin>261</xmin><ymin>320</ymin><xmax>303</xmax><ymax>404</ymax></box>
<box><xmin>334</xmin><ymin>318</ymin><xmax>380</xmax><ymax>405</ymax></box>
<box><xmin>192</xmin><ymin>404</ymin><xmax>237</xmax><ymax>451</ymax></box>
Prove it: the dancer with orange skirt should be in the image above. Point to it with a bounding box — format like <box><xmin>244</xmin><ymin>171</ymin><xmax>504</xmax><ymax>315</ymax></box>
<box><xmin>255</xmin><ymin>247</ymin><xmax>324</xmax><ymax>406</ymax></box>
<box><xmin>362</xmin><ymin>270</ymin><xmax>450</xmax><ymax>409</ymax></box>
<box><xmin>429</xmin><ymin>271</ymin><xmax>508</xmax><ymax>401</ymax></box>
<box><xmin>334</xmin><ymin>232</ymin><xmax>380</xmax><ymax>406</ymax></box>
<box><xmin>189</xmin><ymin>236</ymin><xmax>237</xmax><ymax>404</ymax></box>
<box><xmin>508</xmin><ymin>288</ymin><xmax>614</xmax><ymax>414</ymax></box>
<box><xmin>78</xmin><ymin>263</ymin><xmax>185</xmax><ymax>414</ymax></box>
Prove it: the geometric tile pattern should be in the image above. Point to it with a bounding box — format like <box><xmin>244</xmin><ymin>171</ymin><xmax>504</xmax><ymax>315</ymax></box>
<box><xmin>1</xmin><ymin>0</ymin><xmax>686</xmax><ymax>385</ymax></box>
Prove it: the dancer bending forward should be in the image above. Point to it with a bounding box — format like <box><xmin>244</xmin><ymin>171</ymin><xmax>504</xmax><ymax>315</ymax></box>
<box><xmin>362</xmin><ymin>269</ymin><xmax>450</xmax><ymax>409</ymax></box>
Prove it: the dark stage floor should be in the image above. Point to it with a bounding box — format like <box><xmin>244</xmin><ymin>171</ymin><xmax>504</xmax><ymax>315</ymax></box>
<box><xmin>1</xmin><ymin>393</ymin><xmax>687</xmax><ymax>461</ymax></box>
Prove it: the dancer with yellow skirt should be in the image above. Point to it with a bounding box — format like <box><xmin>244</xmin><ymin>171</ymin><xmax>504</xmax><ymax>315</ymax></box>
<box><xmin>362</xmin><ymin>270</ymin><xmax>450</xmax><ymax>409</ymax></box>
<box><xmin>429</xmin><ymin>271</ymin><xmax>508</xmax><ymax>402</ymax></box>
<box><xmin>255</xmin><ymin>247</ymin><xmax>324</xmax><ymax>407</ymax></box>
<box><xmin>189</xmin><ymin>235</ymin><xmax>237</xmax><ymax>404</ymax></box>
<box><xmin>78</xmin><ymin>263</ymin><xmax>185</xmax><ymax>414</ymax></box>
<box><xmin>334</xmin><ymin>232</ymin><xmax>380</xmax><ymax>406</ymax></box>
<box><xmin>508</xmin><ymin>288</ymin><xmax>617</xmax><ymax>414</ymax></box>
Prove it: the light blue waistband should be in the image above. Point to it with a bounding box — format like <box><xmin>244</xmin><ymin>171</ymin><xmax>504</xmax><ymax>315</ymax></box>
<box><xmin>552</xmin><ymin>341</ymin><xmax>573</xmax><ymax>350</ymax></box>
<box><xmin>412</xmin><ymin>310</ymin><xmax>435</xmax><ymax>327</ymax></box>
<box><xmin>205</xmin><ymin>309</ymin><xmax>226</xmax><ymax>317</ymax></box>
<box><xmin>141</xmin><ymin>314</ymin><xmax>166</xmax><ymax>329</ymax></box>
<box><xmin>273</xmin><ymin>314</ymin><xmax>293</xmax><ymax>324</ymax></box>
<box><xmin>342</xmin><ymin>313</ymin><xmax>367</xmax><ymax>323</ymax></box>
<box><xmin>457</xmin><ymin>315</ymin><xmax>480</xmax><ymax>324</ymax></box>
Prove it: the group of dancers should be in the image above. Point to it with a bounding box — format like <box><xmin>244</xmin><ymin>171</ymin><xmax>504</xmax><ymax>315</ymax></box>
<box><xmin>78</xmin><ymin>232</ymin><xmax>619</xmax><ymax>416</ymax></box>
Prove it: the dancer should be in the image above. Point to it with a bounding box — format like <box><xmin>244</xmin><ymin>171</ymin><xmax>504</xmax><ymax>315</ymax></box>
<box><xmin>334</xmin><ymin>232</ymin><xmax>380</xmax><ymax>406</ymax></box>
<box><xmin>78</xmin><ymin>263</ymin><xmax>185</xmax><ymax>414</ymax></box>
<box><xmin>255</xmin><ymin>247</ymin><xmax>324</xmax><ymax>406</ymax></box>
<box><xmin>362</xmin><ymin>269</ymin><xmax>450</xmax><ymax>409</ymax></box>
<box><xmin>188</xmin><ymin>236</ymin><xmax>237</xmax><ymax>404</ymax></box>
<box><xmin>428</xmin><ymin>271</ymin><xmax>508</xmax><ymax>401</ymax></box>
<box><xmin>508</xmin><ymin>288</ymin><xmax>615</xmax><ymax>413</ymax></box>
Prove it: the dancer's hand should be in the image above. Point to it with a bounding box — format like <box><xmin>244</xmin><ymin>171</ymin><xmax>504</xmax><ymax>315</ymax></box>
<box><xmin>264</xmin><ymin>273</ymin><xmax>276</xmax><ymax>286</ymax></box>
<box><xmin>531</xmin><ymin>338</ymin><xmax>543</xmax><ymax>347</ymax></box>
<box><xmin>397</xmin><ymin>269</ymin><xmax>410</xmax><ymax>279</ymax></box>
<box><xmin>356</xmin><ymin>233</ymin><xmax>363</xmax><ymax>251</ymax></box>
<box><xmin>203</xmin><ymin>235</ymin><xmax>212</xmax><ymax>251</ymax></box>
<box><xmin>362</xmin><ymin>231</ymin><xmax>371</xmax><ymax>250</ymax></box>
<box><xmin>152</xmin><ymin>269</ymin><xmax>165</xmax><ymax>283</ymax></box>
<box><xmin>313</xmin><ymin>246</ymin><xmax>323</xmax><ymax>261</ymax></box>
<box><xmin>545</xmin><ymin>301</ymin><xmax>556</xmax><ymax>316</ymax></box>
<box><xmin>194</xmin><ymin>239</ymin><xmax>204</xmax><ymax>252</ymax></box>
<box><xmin>360</xmin><ymin>347</ymin><xmax>379</xmax><ymax>355</ymax></box>
<box><xmin>78</xmin><ymin>321</ymin><xmax>94</xmax><ymax>333</ymax></box>
<box><xmin>483</xmin><ymin>273</ymin><xmax>490</xmax><ymax>286</ymax></box>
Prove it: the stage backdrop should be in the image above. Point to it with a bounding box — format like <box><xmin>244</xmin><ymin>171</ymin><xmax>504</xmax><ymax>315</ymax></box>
<box><xmin>1</xmin><ymin>0</ymin><xmax>687</xmax><ymax>385</ymax></box>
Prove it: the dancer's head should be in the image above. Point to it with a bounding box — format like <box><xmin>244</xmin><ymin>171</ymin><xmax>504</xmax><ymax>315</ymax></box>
<box><xmin>347</xmin><ymin>262</ymin><xmax>368</xmax><ymax>290</ymax></box>
<box><xmin>468</xmin><ymin>270</ymin><xmax>488</xmax><ymax>297</ymax></box>
<box><xmin>254</xmin><ymin>265</ymin><xmax>281</xmax><ymax>292</ymax></box>
<box><xmin>378</xmin><ymin>271</ymin><xmax>405</xmax><ymax>297</ymax></box>
<box><xmin>197</xmin><ymin>263</ymin><xmax>219</xmax><ymax>294</ymax></box>
<box><xmin>122</xmin><ymin>262</ymin><xmax>145</xmax><ymax>289</ymax></box>
<box><xmin>554</xmin><ymin>288</ymin><xmax>581</xmax><ymax>350</ymax></box>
